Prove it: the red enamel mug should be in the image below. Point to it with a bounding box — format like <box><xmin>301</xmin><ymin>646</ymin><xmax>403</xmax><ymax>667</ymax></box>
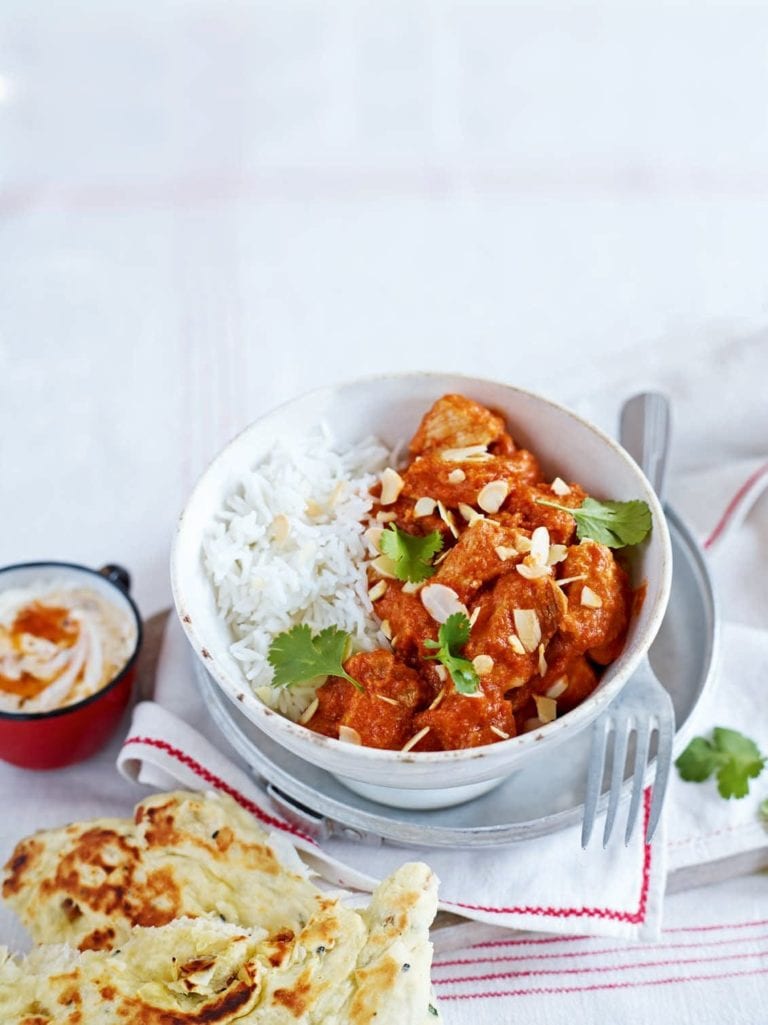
<box><xmin>0</xmin><ymin>561</ymin><xmax>143</xmax><ymax>770</ymax></box>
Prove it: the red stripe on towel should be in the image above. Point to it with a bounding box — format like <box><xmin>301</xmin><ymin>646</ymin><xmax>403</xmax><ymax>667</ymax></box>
<box><xmin>704</xmin><ymin>461</ymin><xmax>768</xmax><ymax>550</ymax></box>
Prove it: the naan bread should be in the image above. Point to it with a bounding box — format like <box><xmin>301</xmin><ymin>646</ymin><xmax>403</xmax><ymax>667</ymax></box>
<box><xmin>0</xmin><ymin>863</ymin><xmax>442</xmax><ymax>1025</ymax></box>
<box><xmin>1</xmin><ymin>790</ymin><xmax>322</xmax><ymax>952</ymax></box>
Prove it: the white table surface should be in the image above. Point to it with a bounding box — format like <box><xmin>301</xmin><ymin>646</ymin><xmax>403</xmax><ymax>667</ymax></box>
<box><xmin>1</xmin><ymin>0</ymin><xmax>767</xmax><ymax>1013</ymax></box>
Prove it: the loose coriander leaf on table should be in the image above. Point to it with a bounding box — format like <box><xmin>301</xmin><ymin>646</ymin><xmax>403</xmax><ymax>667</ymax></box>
<box><xmin>534</xmin><ymin>496</ymin><xmax>652</xmax><ymax>548</ymax></box>
<box><xmin>675</xmin><ymin>727</ymin><xmax>766</xmax><ymax>799</ymax></box>
<box><xmin>675</xmin><ymin>736</ymin><xmax>722</xmax><ymax>783</ymax></box>
<box><xmin>379</xmin><ymin>524</ymin><xmax>444</xmax><ymax>583</ymax></box>
<box><xmin>424</xmin><ymin>612</ymin><xmax>479</xmax><ymax>695</ymax></box>
<box><xmin>267</xmin><ymin>624</ymin><xmax>362</xmax><ymax>691</ymax></box>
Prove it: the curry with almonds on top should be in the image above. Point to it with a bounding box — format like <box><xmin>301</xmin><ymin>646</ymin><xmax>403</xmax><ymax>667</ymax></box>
<box><xmin>303</xmin><ymin>394</ymin><xmax>636</xmax><ymax>753</ymax></box>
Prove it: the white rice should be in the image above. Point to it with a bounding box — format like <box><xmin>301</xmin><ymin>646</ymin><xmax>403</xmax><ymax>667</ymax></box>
<box><xmin>203</xmin><ymin>428</ymin><xmax>391</xmax><ymax>719</ymax></box>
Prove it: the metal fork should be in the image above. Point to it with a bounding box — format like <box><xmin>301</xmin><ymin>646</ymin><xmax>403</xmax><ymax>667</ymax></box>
<box><xmin>581</xmin><ymin>393</ymin><xmax>676</xmax><ymax>848</ymax></box>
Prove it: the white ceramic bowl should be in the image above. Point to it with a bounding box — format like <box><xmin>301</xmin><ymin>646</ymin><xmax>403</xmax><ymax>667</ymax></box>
<box><xmin>172</xmin><ymin>374</ymin><xmax>672</xmax><ymax>808</ymax></box>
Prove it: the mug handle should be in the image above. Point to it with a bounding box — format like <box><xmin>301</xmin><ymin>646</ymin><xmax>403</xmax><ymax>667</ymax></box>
<box><xmin>99</xmin><ymin>564</ymin><xmax>132</xmax><ymax>593</ymax></box>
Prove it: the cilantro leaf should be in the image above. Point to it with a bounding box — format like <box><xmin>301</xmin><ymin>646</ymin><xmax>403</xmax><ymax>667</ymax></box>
<box><xmin>759</xmin><ymin>798</ymin><xmax>768</xmax><ymax>823</ymax></box>
<box><xmin>675</xmin><ymin>727</ymin><xmax>766</xmax><ymax>800</ymax></box>
<box><xmin>379</xmin><ymin>525</ymin><xmax>444</xmax><ymax>583</ymax></box>
<box><xmin>534</xmin><ymin>496</ymin><xmax>652</xmax><ymax>548</ymax></box>
<box><xmin>267</xmin><ymin>625</ymin><xmax>362</xmax><ymax>691</ymax></box>
<box><xmin>424</xmin><ymin>612</ymin><xmax>479</xmax><ymax>695</ymax></box>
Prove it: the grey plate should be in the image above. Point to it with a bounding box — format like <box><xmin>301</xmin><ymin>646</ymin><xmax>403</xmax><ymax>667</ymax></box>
<box><xmin>196</xmin><ymin>508</ymin><xmax>718</xmax><ymax>848</ymax></box>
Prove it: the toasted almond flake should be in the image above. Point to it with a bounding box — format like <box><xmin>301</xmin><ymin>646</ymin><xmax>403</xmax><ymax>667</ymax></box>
<box><xmin>421</xmin><ymin>583</ymin><xmax>468</xmax><ymax>623</ymax></box>
<box><xmin>547</xmin><ymin>544</ymin><xmax>568</xmax><ymax>565</ymax></box>
<box><xmin>305</xmin><ymin>498</ymin><xmax>324</xmax><ymax>517</ymax></box>
<box><xmin>557</xmin><ymin>574</ymin><xmax>588</xmax><ymax>587</ymax></box>
<box><xmin>380</xmin><ymin>619</ymin><xmax>392</xmax><ymax>640</ymax></box>
<box><xmin>546</xmin><ymin>677</ymin><xmax>569</xmax><ymax>700</ymax></box>
<box><xmin>329</xmin><ymin>481</ymin><xmax>346</xmax><ymax>507</ymax></box>
<box><xmin>513</xmin><ymin>609</ymin><xmax>541</xmax><ymax>653</ymax></box>
<box><xmin>428</xmin><ymin>687</ymin><xmax>446</xmax><ymax>710</ymax></box>
<box><xmin>440</xmin><ymin>444</ymin><xmax>490</xmax><ymax>462</ymax></box>
<box><xmin>515</xmin><ymin>533</ymin><xmax>533</xmax><ymax>553</ymax></box>
<box><xmin>581</xmin><ymin>585</ymin><xmax>603</xmax><ymax>608</ymax></box>
<box><xmin>270</xmin><ymin>513</ymin><xmax>290</xmax><ymax>543</ymax></box>
<box><xmin>368</xmin><ymin>579</ymin><xmax>388</xmax><ymax>602</ymax></box>
<box><xmin>379</xmin><ymin>467</ymin><xmax>404</xmax><ymax>505</ymax></box>
<box><xmin>490</xmin><ymin>725</ymin><xmax>510</xmax><ymax>740</ymax></box>
<box><xmin>339</xmin><ymin>725</ymin><xmax>362</xmax><ymax>745</ymax></box>
<box><xmin>402</xmin><ymin>580</ymin><xmax>424</xmax><ymax>595</ymax></box>
<box><xmin>472</xmin><ymin>654</ymin><xmax>494</xmax><ymax>676</ymax></box>
<box><xmin>551</xmin><ymin>477</ymin><xmax>572</xmax><ymax>496</ymax></box>
<box><xmin>298</xmin><ymin>697</ymin><xmax>319</xmax><ymax>725</ymax></box>
<box><xmin>434</xmin><ymin>550</ymin><xmax>451</xmax><ymax>565</ymax></box>
<box><xmin>508</xmin><ymin>634</ymin><xmax>527</xmax><ymax>656</ymax></box>
<box><xmin>363</xmin><ymin>526</ymin><xmax>384</xmax><ymax>554</ymax></box>
<box><xmin>477</xmin><ymin>479</ymin><xmax>509</xmax><ymax>514</ymax></box>
<box><xmin>376</xmin><ymin>511</ymin><xmax>397</xmax><ymax>523</ymax></box>
<box><xmin>529</xmin><ymin>526</ymin><xmax>551</xmax><ymax>565</ymax></box>
<box><xmin>448</xmin><ymin>468</ymin><xmax>466</xmax><ymax>483</ymax></box>
<box><xmin>436</xmin><ymin>500</ymin><xmax>460</xmax><ymax>538</ymax></box>
<box><xmin>375</xmin><ymin>693</ymin><xmax>400</xmax><ymax>707</ymax></box>
<box><xmin>458</xmin><ymin>502</ymin><xmax>485</xmax><ymax>526</ymax></box>
<box><xmin>401</xmin><ymin>726</ymin><xmax>431</xmax><ymax>752</ymax></box>
<box><xmin>414</xmin><ymin>497</ymin><xmax>437</xmax><ymax>518</ymax></box>
<box><xmin>534</xmin><ymin>694</ymin><xmax>557</xmax><ymax>724</ymax></box>
<box><xmin>371</xmin><ymin>554</ymin><xmax>398</xmax><ymax>579</ymax></box>
<box><xmin>434</xmin><ymin>665</ymin><xmax>447</xmax><ymax>683</ymax></box>
<box><xmin>516</xmin><ymin>561</ymin><xmax>552</xmax><ymax>580</ymax></box>
<box><xmin>469</xmin><ymin>605</ymin><xmax>481</xmax><ymax>627</ymax></box>
<box><xmin>390</xmin><ymin>635</ymin><xmax>399</xmax><ymax>647</ymax></box>
<box><xmin>523</xmin><ymin>717</ymin><xmax>543</xmax><ymax>733</ymax></box>
<box><xmin>495</xmin><ymin>545</ymin><xmax>518</xmax><ymax>562</ymax></box>
<box><xmin>537</xmin><ymin>643</ymin><xmax>548</xmax><ymax>677</ymax></box>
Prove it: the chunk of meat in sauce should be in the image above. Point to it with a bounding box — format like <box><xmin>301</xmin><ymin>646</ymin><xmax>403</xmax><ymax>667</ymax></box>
<box><xmin>463</xmin><ymin>573</ymin><xmax>564</xmax><ymax>705</ymax></box>
<box><xmin>372</xmin><ymin>583</ymin><xmax>437</xmax><ymax>664</ymax></box>
<box><xmin>307</xmin><ymin>650</ymin><xmax>432</xmax><ymax>750</ymax></box>
<box><xmin>415</xmin><ymin>687</ymin><xmax>517</xmax><ymax>749</ymax></box>
<box><xmin>539</xmin><ymin>653</ymin><xmax>599</xmax><ymax>715</ymax></box>
<box><xmin>558</xmin><ymin>540</ymin><xmax>632</xmax><ymax>664</ymax></box>
<box><xmin>433</xmin><ymin>519</ymin><xmax>522</xmax><ymax>605</ymax></box>
<box><xmin>408</xmin><ymin>394</ymin><xmax>509</xmax><ymax>456</ymax></box>
<box><xmin>497</xmin><ymin>481</ymin><xmax>587</xmax><ymax>546</ymax></box>
<box><xmin>400</xmin><ymin>451</ymin><xmax>541</xmax><ymax>513</ymax></box>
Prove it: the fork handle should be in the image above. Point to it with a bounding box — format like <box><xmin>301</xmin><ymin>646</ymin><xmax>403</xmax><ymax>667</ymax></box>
<box><xmin>619</xmin><ymin>393</ymin><xmax>671</xmax><ymax>502</ymax></box>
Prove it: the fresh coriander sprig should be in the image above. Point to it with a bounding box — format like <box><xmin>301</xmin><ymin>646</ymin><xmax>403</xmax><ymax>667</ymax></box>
<box><xmin>423</xmin><ymin>613</ymin><xmax>479</xmax><ymax>695</ymax></box>
<box><xmin>379</xmin><ymin>524</ymin><xmax>444</xmax><ymax>583</ymax></box>
<box><xmin>534</xmin><ymin>496</ymin><xmax>652</xmax><ymax>549</ymax></box>
<box><xmin>267</xmin><ymin>625</ymin><xmax>362</xmax><ymax>691</ymax></box>
<box><xmin>675</xmin><ymin>727</ymin><xmax>766</xmax><ymax>799</ymax></box>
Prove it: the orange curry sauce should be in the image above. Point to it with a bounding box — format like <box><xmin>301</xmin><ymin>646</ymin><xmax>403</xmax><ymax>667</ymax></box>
<box><xmin>0</xmin><ymin>603</ymin><xmax>80</xmax><ymax>699</ymax></box>
<box><xmin>305</xmin><ymin>394</ymin><xmax>634</xmax><ymax>752</ymax></box>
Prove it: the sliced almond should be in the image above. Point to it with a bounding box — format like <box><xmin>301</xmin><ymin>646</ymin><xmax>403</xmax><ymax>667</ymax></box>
<box><xmin>376</xmin><ymin>511</ymin><xmax>397</xmax><ymax>524</ymax></box>
<box><xmin>428</xmin><ymin>687</ymin><xmax>446</xmax><ymax>710</ymax></box>
<box><xmin>472</xmin><ymin>654</ymin><xmax>494</xmax><ymax>676</ymax></box>
<box><xmin>516</xmin><ymin>562</ymin><xmax>551</xmax><ymax>580</ymax></box>
<box><xmin>298</xmin><ymin>697</ymin><xmax>319</xmax><ymax>725</ymax></box>
<box><xmin>537</xmin><ymin>643</ymin><xmax>548</xmax><ymax>677</ymax></box>
<box><xmin>557</xmin><ymin>574</ymin><xmax>587</xmax><ymax>587</ymax></box>
<box><xmin>363</xmin><ymin>526</ymin><xmax>384</xmax><ymax>554</ymax></box>
<box><xmin>495</xmin><ymin>545</ymin><xmax>518</xmax><ymax>562</ymax></box>
<box><xmin>546</xmin><ymin>677</ymin><xmax>569</xmax><ymax>700</ymax></box>
<box><xmin>434</xmin><ymin>665</ymin><xmax>447</xmax><ymax>683</ymax></box>
<box><xmin>508</xmin><ymin>633</ymin><xmax>527</xmax><ymax>656</ymax></box>
<box><xmin>534</xmin><ymin>694</ymin><xmax>557</xmax><ymax>724</ymax></box>
<box><xmin>371</xmin><ymin>554</ymin><xmax>398</xmax><ymax>579</ymax></box>
<box><xmin>368</xmin><ymin>579</ymin><xmax>388</xmax><ymax>602</ymax></box>
<box><xmin>458</xmin><ymin>502</ymin><xmax>484</xmax><ymax>527</ymax></box>
<box><xmin>580</xmin><ymin>585</ymin><xmax>603</xmax><ymax>608</ymax></box>
<box><xmin>515</xmin><ymin>533</ymin><xmax>533</xmax><ymax>553</ymax></box>
<box><xmin>490</xmin><ymin>725</ymin><xmax>510</xmax><ymax>740</ymax></box>
<box><xmin>523</xmin><ymin>717</ymin><xmax>543</xmax><ymax>733</ymax></box>
<box><xmin>338</xmin><ymin>725</ymin><xmax>362</xmax><ymax>745</ymax></box>
<box><xmin>402</xmin><ymin>580</ymin><xmax>424</xmax><ymax>595</ymax></box>
<box><xmin>421</xmin><ymin>583</ymin><xmax>469</xmax><ymax>623</ymax></box>
<box><xmin>380</xmin><ymin>619</ymin><xmax>392</xmax><ymax>640</ymax></box>
<box><xmin>448</xmin><ymin>468</ymin><xmax>466</xmax><ymax>483</ymax></box>
<box><xmin>375</xmin><ymin>693</ymin><xmax>399</xmax><ymax>707</ymax></box>
<box><xmin>305</xmin><ymin>498</ymin><xmax>324</xmax><ymax>517</ymax></box>
<box><xmin>547</xmin><ymin>544</ymin><xmax>568</xmax><ymax>565</ymax></box>
<box><xmin>434</xmin><ymin>549</ymin><xmax>451</xmax><ymax>565</ymax></box>
<box><xmin>379</xmin><ymin>467</ymin><xmax>404</xmax><ymax>505</ymax></box>
<box><xmin>469</xmin><ymin>605</ymin><xmax>481</xmax><ymax>627</ymax></box>
<box><xmin>529</xmin><ymin>525</ymin><xmax>550</xmax><ymax>565</ymax></box>
<box><xmin>401</xmin><ymin>726</ymin><xmax>431</xmax><ymax>752</ymax></box>
<box><xmin>270</xmin><ymin>514</ymin><xmax>290</xmax><ymax>543</ymax></box>
<box><xmin>440</xmin><ymin>444</ymin><xmax>490</xmax><ymax>462</ymax></box>
<box><xmin>477</xmin><ymin>479</ymin><xmax>509</xmax><ymax>514</ymax></box>
<box><xmin>551</xmin><ymin>477</ymin><xmax>572</xmax><ymax>497</ymax></box>
<box><xmin>414</xmin><ymin>497</ymin><xmax>437</xmax><ymax>518</ymax></box>
<box><xmin>512</xmin><ymin>609</ymin><xmax>541</xmax><ymax>653</ymax></box>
